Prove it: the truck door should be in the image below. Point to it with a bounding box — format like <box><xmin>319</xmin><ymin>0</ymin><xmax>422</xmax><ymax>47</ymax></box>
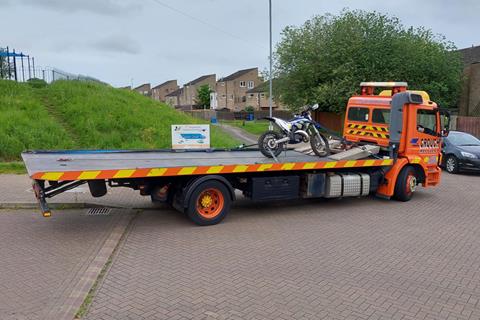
<box><xmin>407</xmin><ymin>107</ymin><xmax>442</xmax><ymax>185</ymax></box>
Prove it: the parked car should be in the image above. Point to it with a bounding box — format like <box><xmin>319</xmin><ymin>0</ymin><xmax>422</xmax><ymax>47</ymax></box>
<box><xmin>441</xmin><ymin>131</ymin><xmax>480</xmax><ymax>173</ymax></box>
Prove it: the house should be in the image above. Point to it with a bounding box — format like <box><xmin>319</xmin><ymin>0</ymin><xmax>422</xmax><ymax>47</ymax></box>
<box><xmin>133</xmin><ymin>83</ymin><xmax>151</xmax><ymax>96</ymax></box>
<box><xmin>165</xmin><ymin>87</ymin><xmax>184</xmax><ymax>109</ymax></box>
<box><xmin>458</xmin><ymin>45</ymin><xmax>480</xmax><ymax>116</ymax></box>
<box><xmin>215</xmin><ymin>68</ymin><xmax>261</xmax><ymax>111</ymax></box>
<box><xmin>165</xmin><ymin>74</ymin><xmax>216</xmax><ymax>109</ymax></box>
<box><xmin>182</xmin><ymin>74</ymin><xmax>216</xmax><ymax>108</ymax></box>
<box><xmin>151</xmin><ymin>80</ymin><xmax>179</xmax><ymax>102</ymax></box>
<box><xmin>245</xmin><ymin>81</ymin><xmax>285</xmax><ymax>110</ymax></box>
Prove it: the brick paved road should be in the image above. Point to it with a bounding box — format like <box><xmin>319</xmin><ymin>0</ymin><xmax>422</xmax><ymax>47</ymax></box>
<box><xmin>85</xmin><ymin>173</ymin><xmax>480</xmax><ymax>320</ymax></box>
<box><xmin>0</xmin><ymin>209</ymin><xmax>125</xmax><ymax>320</ymax></box>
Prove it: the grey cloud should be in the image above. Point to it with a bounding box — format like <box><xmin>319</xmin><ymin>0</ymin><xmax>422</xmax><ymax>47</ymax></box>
<box><xmin>18</xmin><ymin>0</ymin><xmax>141</xmax><ymax>15</ymax></box>
<box><xmin>91</xmin><ymin>34</ymin><xmax>141</xmax><ymax>54</ymax></box>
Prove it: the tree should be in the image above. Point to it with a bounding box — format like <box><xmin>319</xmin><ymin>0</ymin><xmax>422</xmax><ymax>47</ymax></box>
<box><xmin>0</xmin><ymin>47</ymin><xmax>12</xmax><ymax>80</ymax></box>
<box><xmin>195</xmin><ymin>84</ymin><xmax>212</xmax><ymax>109</ymax></box>
<box><xmin>273</xmin><ymin>10</ymin><xmax>463</xmax><ymax>113</ymax></box>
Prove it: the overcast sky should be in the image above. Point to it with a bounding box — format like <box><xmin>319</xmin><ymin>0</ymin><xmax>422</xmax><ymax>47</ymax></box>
<box><xmin>1</xmin><ymin>0</ymin><xmax>478</xmax><ymax>87</ymax></box>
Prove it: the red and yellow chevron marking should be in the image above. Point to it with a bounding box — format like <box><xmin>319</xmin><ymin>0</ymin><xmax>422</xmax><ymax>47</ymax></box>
<box><xmin>31</xmin><ymin>159</ymin><xmax>394</xmax><ymax>181</ymax></box>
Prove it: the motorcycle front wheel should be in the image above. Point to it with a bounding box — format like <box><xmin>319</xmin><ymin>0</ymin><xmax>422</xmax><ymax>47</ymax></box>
<box><xmin>310</xmin><ymin>133</ymin><xmax>330</xmax><ymax>157</ymax></box>
<box><xmin>258</xmin><ymin>130</ymin><xmax>284</xmax><ymax>158</ymax></box>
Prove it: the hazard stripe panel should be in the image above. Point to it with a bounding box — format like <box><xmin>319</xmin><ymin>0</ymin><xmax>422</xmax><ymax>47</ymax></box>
<box><xmin>347</xmin><ymin>123</ymin><xmax>389</xmax><ymax>132</ymax></box>
<box><xmin>31</xmin><ymin>159</ymin><xmax>394</xmax><ymax>181</ymax></box>
<box><xmin>346</xmin><ymin>129</ymin><xmax>390</xmax><ymax>139</ymax></box>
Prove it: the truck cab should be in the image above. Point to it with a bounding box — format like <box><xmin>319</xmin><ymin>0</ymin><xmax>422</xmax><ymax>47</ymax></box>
<box><xmin>343</xmin><ymin>82</ymin><xmax>446</xmax><ymax>200</ymax></box>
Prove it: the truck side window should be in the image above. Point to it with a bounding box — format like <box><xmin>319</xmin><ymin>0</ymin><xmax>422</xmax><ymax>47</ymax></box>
<box><xmin>347</xmin><ymin>107</ymin><xmax>369</xmax><ymax>122</ymax></box>
<box><xmin>417</xmin><ymin>109</ymin><xmax>437</xmax><ymax>136</ymax></box>
<box><xmin>372</xmin><ymin>109</ymin><xmax>390</xmax><ymax>124</ymax></box>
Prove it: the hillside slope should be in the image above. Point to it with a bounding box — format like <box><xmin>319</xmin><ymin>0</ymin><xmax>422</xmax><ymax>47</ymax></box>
<box><xmin>0</xmin><ymin>80</ymin><xmax>238</xmax><ymax>161</ymax></box>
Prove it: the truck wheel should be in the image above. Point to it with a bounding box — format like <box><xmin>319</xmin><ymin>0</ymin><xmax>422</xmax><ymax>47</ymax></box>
<box><xmin>445</xmin><ymin>155</ymin><xmax>459</xmax><ymax>174</ymax></box>
<box><xmin>393</xmin><ymin>166</ymin><xmax>417</xmax><ymax>202</ymax></box>
<box><xmin>258</xmin><ymin>130</ymin><xmax>284</xmax><ymax>158</ymax></box>
<box><xmin>186</xmin><ymin>180</ymin><xmax>231</xmax><ymax>226</ymax></box>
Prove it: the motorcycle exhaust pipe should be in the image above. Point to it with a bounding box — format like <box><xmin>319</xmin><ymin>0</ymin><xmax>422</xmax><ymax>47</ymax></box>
<box><xmin>295</xmin><ymin>130</ymin><xmax>310</xmax><ymax>142</ymax></box>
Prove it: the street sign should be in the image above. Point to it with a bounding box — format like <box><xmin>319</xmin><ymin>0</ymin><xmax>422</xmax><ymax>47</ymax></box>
<box><xmin>171</xmin><ymin>124</ymin><xmax>210</xmax><ymax>149</ymax></box>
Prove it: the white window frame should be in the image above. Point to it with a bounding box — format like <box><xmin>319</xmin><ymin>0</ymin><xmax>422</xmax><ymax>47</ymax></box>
<box><xmin>247</xmin><ymin>81</ymin><xmax>254</xmax><ymax>89</ymax></box>
<box><xmin>239</xmin><ymin>81</ymin><xmax>246</xmax><ymax>88</ymax></box>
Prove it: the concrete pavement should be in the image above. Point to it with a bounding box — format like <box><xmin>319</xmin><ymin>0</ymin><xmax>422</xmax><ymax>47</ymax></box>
<box><xmin>0</xmin><ymin>208</ymin><xmax>133</xmax><ymax>320</ymax></box>
<box><xmin>218</xmin><ymin>123</ymin><xmax>258</xmax><ymax>145</ymax></box>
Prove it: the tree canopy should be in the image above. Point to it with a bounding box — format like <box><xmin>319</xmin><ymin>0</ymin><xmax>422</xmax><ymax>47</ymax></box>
<box><xmin>273</xmin><ymin>10</ymin><xmax>463</xmax><ymax>113</ymax></box>
<box><xmin>195</xmin><ymin>84</ymin><xmax>212</xmax><ymax>109</ymax></box>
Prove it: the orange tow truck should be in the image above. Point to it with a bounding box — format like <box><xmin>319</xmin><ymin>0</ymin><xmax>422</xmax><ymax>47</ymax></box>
<box><xmin>22</xmin><ymin>82</ymin><xmax>448</xmax><ymax>225</ymax></box>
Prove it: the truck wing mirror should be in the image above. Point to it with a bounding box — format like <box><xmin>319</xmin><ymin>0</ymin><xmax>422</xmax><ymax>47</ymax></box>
<box><xmin>438</xmin><ymin>108</ymin><xmax>451</xmax><ymax>137</ymax></box>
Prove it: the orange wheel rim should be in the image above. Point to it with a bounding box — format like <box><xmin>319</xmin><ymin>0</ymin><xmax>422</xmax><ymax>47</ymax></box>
<box><xmin>196</xmin><ymin>188</ymin><xmax>224</xmax><ymax>219</ymax></box>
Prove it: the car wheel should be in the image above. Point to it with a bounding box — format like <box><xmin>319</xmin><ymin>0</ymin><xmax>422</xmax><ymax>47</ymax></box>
<box><xmin>445</xmin><ymin>155</ymin><xmax>459</xmax><ymax>174</ymax></box>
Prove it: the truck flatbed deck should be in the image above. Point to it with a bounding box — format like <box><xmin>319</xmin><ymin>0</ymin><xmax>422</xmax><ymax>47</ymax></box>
<box><xmin>22</xmin><ymin>149</ymin><xmax>393</xmax><ymax>181</ymax></box>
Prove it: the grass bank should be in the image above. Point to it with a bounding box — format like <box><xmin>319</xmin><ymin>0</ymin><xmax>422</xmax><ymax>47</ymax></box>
<box><xmin>0</xmin><ymin>80</ymin><xmax>239</xmax><ymax>163</ymax></box>
<box><xmin>0</xmin><ymin>162</ymin><xmax>26</xmax><ymax>174</ymax></box>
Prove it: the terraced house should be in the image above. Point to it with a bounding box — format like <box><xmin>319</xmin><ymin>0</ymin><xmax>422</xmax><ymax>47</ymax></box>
<box><xmin>214</xmin><ymin>68</ymin><xmax>261</xmax><ymax>111</ymax></box>
<box><xmin>165</xmin><ymin>74</ymin><xmax>216</xmax><ymax>110</ymax></box>
<box><xmin>151</xmin><ymin>80</ymin><xmax>179</xmax><ymax>102</ymax></box>
<box><xmin>245</xmin><ymin>81</ymin><xmax>285</xmax><ymax>111</ymax></box>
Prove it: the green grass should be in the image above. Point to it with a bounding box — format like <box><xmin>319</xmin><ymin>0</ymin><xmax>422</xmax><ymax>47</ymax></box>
<box><xmin>222</xmin><ymin>120</ymin><xmax>270</xmax><ymax>136</ymax></box>
<box><xmin>0</xmin><ymin>162</ymin><xmax>26</xmax><ymax>174</ymax></box>
<box><xmin>0</xmin><ymin>80</ymin><xmax>239</xmax><ymax>162</ymax></box>
<box><xmin>0</xmin><ymin>80</ymin><xmax>74</xmax><ymax>161</ymax></box>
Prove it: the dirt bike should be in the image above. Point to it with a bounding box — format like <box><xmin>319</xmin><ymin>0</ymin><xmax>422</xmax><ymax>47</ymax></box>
<box><xmin>258</xmin><ymin>104</ymin><xmax>330</xmax><ymax>158</ymax></box>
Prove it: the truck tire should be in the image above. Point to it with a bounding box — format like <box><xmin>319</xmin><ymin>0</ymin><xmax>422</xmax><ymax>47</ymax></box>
<box><xmin>186</xmin><ymin>180</ymin><xmax>231</xmax><ymax>226</ymax></box>
<box><xmin>258</xmin><ymin>130</ymin><xmax>284</xmax><ymax>158</ymax></box>
<box><xmin>393</xmin><ymin>166</ymin><xmax>417</xmax><ymax>202</ymax></box>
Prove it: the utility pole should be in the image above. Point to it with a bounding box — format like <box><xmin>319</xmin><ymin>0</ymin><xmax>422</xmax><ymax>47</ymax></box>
<box><xmin>268</xmin><ymin>0</ymin><xmax>273</xmax><ymax>121</ymax></box>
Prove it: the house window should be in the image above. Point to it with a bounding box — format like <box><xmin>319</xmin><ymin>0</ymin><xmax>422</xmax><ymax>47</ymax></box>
<box><xmin>248</xmin><ymin>93</ymin><xmax>255</xmax><ymax>98</ymax></box>
<box><xmin>239</xmin><ymin>81</ymin><xmax>246</xmax><ymax>87</ymax></box>
<box><xmin>248</xmin><ymin>81</ymin><xmax>254</xmax><ymax>89</ymax></box>
<box><xmin>260</xmin><ymin>93</ymin><xmax>265</xmax><ymax>97</ymax></box>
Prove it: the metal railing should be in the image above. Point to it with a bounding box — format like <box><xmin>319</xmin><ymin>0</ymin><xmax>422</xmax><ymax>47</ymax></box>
<box><xmin>1</xmin><ymin>46</ymin><xmax>101</xmax><ymax>83</ymax></box>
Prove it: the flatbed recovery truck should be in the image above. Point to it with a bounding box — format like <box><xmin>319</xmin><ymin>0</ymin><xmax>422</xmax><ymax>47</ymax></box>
<box><xmin>21</xmin><ymin>82</ymin><xmax>448</xmax><ymax>225</ymax></box>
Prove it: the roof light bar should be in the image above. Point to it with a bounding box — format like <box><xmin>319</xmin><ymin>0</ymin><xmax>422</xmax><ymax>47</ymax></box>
<box><xmin>360</xmin><ymin>82</ymin><xmax>408</xmax><ymax>88</ymax></box>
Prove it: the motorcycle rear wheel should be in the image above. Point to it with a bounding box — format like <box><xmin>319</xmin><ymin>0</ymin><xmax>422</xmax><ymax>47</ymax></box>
<box><xmin>258</xmin><ymin>130</ymin><xmax>284</xmax><ymax>158</ymax></box>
